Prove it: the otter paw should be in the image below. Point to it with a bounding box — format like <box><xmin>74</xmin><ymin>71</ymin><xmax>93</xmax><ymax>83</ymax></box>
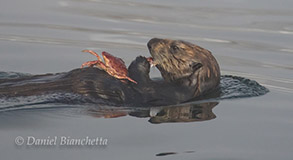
<box><xmin>130</xmin><ymin>56</ymin><xmax>150</xmax><ymax>70</ymax></box>
<box><xmin>128</xmin><ymin>56</ymin><xmax>151</xmax><ymax>84</ymax></box>
<box><xmin>135</xmin><ymin>56</ymin><xmax>149</xmax><ymax>65</ymax></box>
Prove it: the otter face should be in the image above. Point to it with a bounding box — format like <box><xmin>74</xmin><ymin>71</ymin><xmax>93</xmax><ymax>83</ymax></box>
<box><xmin>147</xmin><ymin>38</ymin><xmax>202</xmax><ymax>82</ymax></box>
<box><xmin>147</xmin><ymin>38</ymin><xmax>220</xmax><ymax>93</ymax></box>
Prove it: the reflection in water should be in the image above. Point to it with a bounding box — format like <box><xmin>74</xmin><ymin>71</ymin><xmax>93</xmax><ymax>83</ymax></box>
<box><xmin>148</xmin><ymin>102</ymin><xmax>217</xmax><ymax>124</ymax></box>
<box><xmin>87</xmin><ymin>101</ymin><xmax>218</xmax><ymax>124</ymax></box>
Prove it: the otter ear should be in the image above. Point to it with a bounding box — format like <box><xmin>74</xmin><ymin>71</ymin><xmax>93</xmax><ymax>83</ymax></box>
<box><xmin>191</xmin><ymin>62</ymin><xmax>203</xmax><ymax>72</ymax></box>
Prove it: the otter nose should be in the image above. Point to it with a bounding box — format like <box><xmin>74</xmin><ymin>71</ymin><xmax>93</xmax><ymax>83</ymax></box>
<box><xmin>147</xmin><ymin>38</ymin><xmax>161</xmax><ymax>50</ymax></box>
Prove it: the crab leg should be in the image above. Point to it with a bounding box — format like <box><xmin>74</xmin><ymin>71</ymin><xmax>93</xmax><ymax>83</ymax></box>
<box><xmin>126</xmin><ymin>77</ymin><xmax>137</xmax><ymax>84</ymax></box>
<box><xmin>81</xmin><ymin>60</ymin><xmax>107</xmax><ymax>69</ymax></box>
<box><xmin>82</xmin><ymin>49</ymin><xmax>103</xmax><ymax>61</ymax></box>
<box><xmin>81</xmin><ymin>60</ymin><xmax>97</xmax><ymax>68</ymax></box>
<box><xmin>146</xmin><ymin>57</ymin><xmax>156</xmax><ymax>67</ymax></box>
<box><xmin>81</xmin><ymin>49</ymin><xmax>106</xmax><ymax>68</ymax></box>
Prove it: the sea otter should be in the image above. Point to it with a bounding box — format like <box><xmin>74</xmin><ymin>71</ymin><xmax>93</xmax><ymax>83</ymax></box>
<box><xmin>0</xmin><ymin>38</ymin><xmax>220</xmax><ymax>107</ymax></box>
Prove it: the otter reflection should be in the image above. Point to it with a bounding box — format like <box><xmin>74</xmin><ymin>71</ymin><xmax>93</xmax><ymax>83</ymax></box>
<box><xmin>148</xmin><ymin>102</ymin><xmax>217</xmax><ymax>124</ymax></box>
<box><xmin>87</xmin><ymin>102</ymin><xmax>218</xmax><ymax>124</ymax></box>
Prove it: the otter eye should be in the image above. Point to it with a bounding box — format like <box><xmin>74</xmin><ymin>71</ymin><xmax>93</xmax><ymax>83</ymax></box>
<box><xmin>171</xmin><ymin>45</ymin><xmax>180</xmax><ymax>52</ymax></box>
<box><xmin>191</xmin><ymin>62</ymin><xmax>203</xmax><ymax>71</ymax></box>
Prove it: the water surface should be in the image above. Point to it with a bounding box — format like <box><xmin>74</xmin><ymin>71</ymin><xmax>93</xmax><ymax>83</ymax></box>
<box><xmin>0</xmin><ymin>0</ymin><xmax>293</xmax><ymax>160</ymax></box>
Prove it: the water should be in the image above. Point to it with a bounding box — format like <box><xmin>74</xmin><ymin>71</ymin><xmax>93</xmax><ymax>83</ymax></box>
<box><xmin>0</xmin><ymin>0</ymin><xmax>293</xmax><ymax>159</ymax></box>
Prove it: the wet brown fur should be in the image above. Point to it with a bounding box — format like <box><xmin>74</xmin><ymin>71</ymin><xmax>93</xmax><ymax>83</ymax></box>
<box><xmin>147</xmin><ymin>38</ymin><xmax>220</xmax><ymax>96</ymax></box>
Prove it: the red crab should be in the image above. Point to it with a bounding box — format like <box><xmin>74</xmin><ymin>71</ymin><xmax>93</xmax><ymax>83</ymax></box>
<box><xmin>81</xmin><ymin>50</ymin><xmax>137</xmax><ymax>84</ymax></box>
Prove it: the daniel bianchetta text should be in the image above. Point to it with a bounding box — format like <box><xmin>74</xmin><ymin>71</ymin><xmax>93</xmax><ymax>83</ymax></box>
<box><xmin>15</xmin><ymin>136</ymin><xmax>108</xmax><ymax>146</ymax></box>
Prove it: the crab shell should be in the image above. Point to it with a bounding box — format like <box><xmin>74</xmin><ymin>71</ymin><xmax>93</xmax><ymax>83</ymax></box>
<box><xmin>101</xmin><ymin>51</ymin><xmax>128</xmax><ymax>77</ymax></box>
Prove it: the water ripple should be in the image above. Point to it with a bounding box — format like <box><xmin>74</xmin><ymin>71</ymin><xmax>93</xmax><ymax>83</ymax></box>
<box><xmin>0</xmin><ymin>34</ymin><xmax>145</xmax><ymax>49</ymax></box>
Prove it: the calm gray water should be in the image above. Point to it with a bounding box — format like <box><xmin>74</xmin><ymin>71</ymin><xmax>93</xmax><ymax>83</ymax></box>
<box><xmin>1</xmin><ymin>0</ymin><xmax>293</xmax><ymax>159</ymax></box>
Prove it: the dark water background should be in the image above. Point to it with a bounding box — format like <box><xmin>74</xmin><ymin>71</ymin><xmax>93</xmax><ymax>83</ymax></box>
<box><xmin>0</xmin><ymin>0</ymin><xmax>293</xmax><ymax>159</ymax></box>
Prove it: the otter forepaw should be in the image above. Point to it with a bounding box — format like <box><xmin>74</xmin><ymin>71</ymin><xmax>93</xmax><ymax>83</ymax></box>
<box><xmin>130</xmin><ymin>56</ymin><xmax>150</xmax><ymax>69</ymax></box>
<box><xmin>135</xmin><ymin>56</ymin><xmax>149</xmax><ymax>64</ymax></box>
<box><xmin>128</xmin><ymin>56</ymin><xmax>151</xmax><ymax>84</ymax></box>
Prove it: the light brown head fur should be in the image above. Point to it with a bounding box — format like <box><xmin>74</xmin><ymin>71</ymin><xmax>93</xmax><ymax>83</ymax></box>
<box><xmin>147</xmin><ymin>38</ymin><xmax>220</xmax><ymax>95</ymax></box>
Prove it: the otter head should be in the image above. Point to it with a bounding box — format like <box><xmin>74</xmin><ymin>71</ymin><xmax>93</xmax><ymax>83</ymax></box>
<box><xmin>147</xmin><ymin>38</ymin><xmax>220</xmax><ymax>94</ymax></box>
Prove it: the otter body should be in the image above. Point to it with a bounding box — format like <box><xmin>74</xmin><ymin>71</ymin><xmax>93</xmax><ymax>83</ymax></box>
<box><xmin>0</xmin><ymin>38</ymin><xmax>220</xmax><ymax>107</ymax></box>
